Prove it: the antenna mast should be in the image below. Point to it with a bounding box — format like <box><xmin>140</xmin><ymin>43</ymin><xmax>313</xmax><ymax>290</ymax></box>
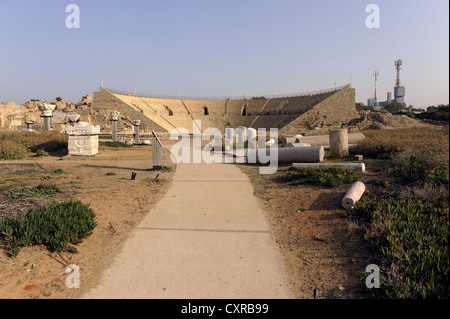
<box><xmin>395</xmin><ymin>59</ymin><xmax>403</xmax><ymax>87</ymax></box>
<box><xmin>373</xmin><ymin>71</ymin><xmax>379</xmax><ymax>99</ymax></box>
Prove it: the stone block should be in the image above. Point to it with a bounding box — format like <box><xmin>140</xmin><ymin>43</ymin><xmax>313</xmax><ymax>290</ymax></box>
<box><xmin>65</xmin><ymin>121</ymin><xmax>100</xmax><ymax>135</ymax></box>
<box><xmin>68</xmin><ymin>135</ymin><xmax>99</xmax><ymax>156</ymax></box>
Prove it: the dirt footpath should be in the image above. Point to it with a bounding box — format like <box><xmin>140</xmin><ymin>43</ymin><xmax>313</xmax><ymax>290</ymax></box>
<box><xmin>83</xmin><ymin>162</ymin><xmax>292</xmax><ymax>299</ymax></box>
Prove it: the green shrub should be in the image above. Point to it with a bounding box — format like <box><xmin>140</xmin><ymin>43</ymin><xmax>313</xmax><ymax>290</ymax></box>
<box><xmin>105</xmin><ymin>172</ymin><xmax>117</xmax><ymax>176</ymax></box>
<box><xmin>345</xmin><ymin>197</ymin><xmax>449</xmax><ymax>298</ymax></box>
<box><xmin>36</xmin><ymin>149</ymin><xmax>49</xmax><ymax>157</ymax></box>
<box><xmin>6</xmin><ymin>184</ymin><xmax>62</xmax><ymax>199</ymax></box>
<box><xmin>389</xmin><ymin>151</ymin><xmax>449</xmax><ymax>185</ymax></box>
<box><xmin>354</xmin><ymin>142</ymin><xmax>402</xmax><ymax>159</ymax></box>
<box><xmin>277</xmin><ymin>166</ymin><xmax>362</xmax><ymax>188</ymax></box>
<box><xmin>416</xmin><ymin>105</ymin><xmax>449</xmax><ymax>122</ymax></box>
<box><xmin>371</xmin><ymin>123</ymin><xmax>383</xmax><ymax>130</ymax></box>
<box><xmin>100</xmin><ymin>141</ymin><xmax>132</xmax><ymax>148</ymax></box>
<box><xmin>52</xmin><ymin>169</ymin><xmax>69</xmax><ymax>175</ymax></box>
<box><xmin>161</xmin><ymin>166</ymin><xmax>174</xmax><ymax>172</ymax></box>
<box><xmin>29</xmin><ymin>141</ymin><xmax>67</xmax><ymax>153</ymax></box>
<box><xmin>0</xmin><ymin>200</ymin><xmax>97</xmax><ymax>257</ymax></box>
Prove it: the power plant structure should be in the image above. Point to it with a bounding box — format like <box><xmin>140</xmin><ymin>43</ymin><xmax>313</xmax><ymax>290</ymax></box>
<box><xmin>368</xmin><ymin>59</ymin><xmax>406</xmax><ymax>108</ymax></box>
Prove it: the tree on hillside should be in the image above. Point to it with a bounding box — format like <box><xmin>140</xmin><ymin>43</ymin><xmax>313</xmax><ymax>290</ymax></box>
<box><xmin>417</xmin><ymin>104</ymin><xmax>449</xmax><ymax>122</ymax></box>
<box><xmin>384</xmin><ymin>102</ymin><xmax>407</xmax><ymax>114</ymax></box>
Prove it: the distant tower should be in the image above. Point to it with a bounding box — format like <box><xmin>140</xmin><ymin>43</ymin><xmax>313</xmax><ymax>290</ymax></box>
<box><xmin>395</xmin><ymin>59</ymin><xmax>402</xmax><ymax>87</ymax></box>
<box><xmin>373</xmin><ymin>71</ymin><xmax>379</xmax><ymax>100</ymax></box>
<box><xmin>367</xmin><ymin>71</ymin><xmax>379</xmax><ymax>107</ymax></box>
<box><xmin>394</xmin><ymin>59</ymin><xmax>405</xmax><ymax>103</ymax></box>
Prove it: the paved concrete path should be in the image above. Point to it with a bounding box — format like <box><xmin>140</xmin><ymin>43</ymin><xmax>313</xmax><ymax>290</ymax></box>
<box><xmin>83</xmin><ymin>161</ymin><xmax>292</xmax><ymax>299</ymax></box>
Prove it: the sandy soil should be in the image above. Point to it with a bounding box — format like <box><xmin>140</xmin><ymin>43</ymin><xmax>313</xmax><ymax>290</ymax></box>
<box><xmin>2</xmin><ymin>141</ymin><xmax>376</xmax><ymax>299</ymax></box>
<box><xmin>239</xmin><ymin>165</ymin><xmax>378</xmax><ymax>299</ymax></box>
<box><xmin>0</xmin><ymin>145</ymin><xmax>175</xmax><ymax>299</ymax></box>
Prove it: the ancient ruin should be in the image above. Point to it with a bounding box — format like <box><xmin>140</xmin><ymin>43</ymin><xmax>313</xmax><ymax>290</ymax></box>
<box><xmin>65</xmin><ymin>119</ymin><xmax>100</xmax><ymax>156</ymax></box>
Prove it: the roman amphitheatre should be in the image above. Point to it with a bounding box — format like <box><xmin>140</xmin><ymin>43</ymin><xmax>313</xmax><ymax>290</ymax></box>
<box><xmin>0</xmin><ymin>84</ymin><xmax>448</xmax><ymax>299</ymax></box>
<box><xmin>0</xmin><ymin>84</ymin><xmax>420</xmax><ymax>135</ymax></box>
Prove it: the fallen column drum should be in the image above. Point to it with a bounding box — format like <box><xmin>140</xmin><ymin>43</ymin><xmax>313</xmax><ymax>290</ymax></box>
<box><xmin>246</xmin><ymin>146</ymin><xmax>324</xmax><ymax>164</ymax></box>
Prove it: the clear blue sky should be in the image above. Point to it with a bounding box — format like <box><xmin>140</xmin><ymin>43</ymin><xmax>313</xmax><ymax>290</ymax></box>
<box><xmin>1</xmin><ymin>0</ymin><xmax>448</xmax><ymax>108</ymax></box>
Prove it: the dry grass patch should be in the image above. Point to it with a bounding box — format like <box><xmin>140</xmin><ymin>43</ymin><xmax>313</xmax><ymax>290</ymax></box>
<box><xmin>0</xmin><ymin>131</ymin><xmax>68</xmax><ymax>159</ymax></box>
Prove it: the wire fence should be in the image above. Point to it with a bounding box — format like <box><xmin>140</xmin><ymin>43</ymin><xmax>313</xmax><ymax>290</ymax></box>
<box><xmin>102</xmin><ymin>84</ymin><xmax>349</xmax><ymax>101</ymax></box>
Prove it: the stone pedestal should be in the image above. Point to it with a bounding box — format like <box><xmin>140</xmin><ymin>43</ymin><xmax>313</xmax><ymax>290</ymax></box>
<box><xmin>66</xmin><ymin>121</ymin><xmax>101</xmax><ymax>156</ymax></box>
<box><xmin>68</xmin><ymin>135</ymin><xmax>99</xmax><ymax>155</ymax></box>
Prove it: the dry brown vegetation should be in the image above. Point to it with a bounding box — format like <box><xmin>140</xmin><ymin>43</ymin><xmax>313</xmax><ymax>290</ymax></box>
<box><xmin>0</xmin><ymin>131</ymin><xmax>68</xmax><ymax>160</ymax></box>
<box><xmin>355</xmin><ymin>126</ymin><xmax>449</xmax><ymax>186</ymax></box>
<box><xmin>348</xmin><ymin>126</ymin><xmax>449</xmax><ymax>298</ymax></box>
<box><xmin>0</xmin><ymin>146</ymin><xmax>176</xmax><ymax>298</ymax></box>
<box><xmin>241</xmin><ymin>125</ymin><xmax>449</xmax><ymax>299</ymax></box>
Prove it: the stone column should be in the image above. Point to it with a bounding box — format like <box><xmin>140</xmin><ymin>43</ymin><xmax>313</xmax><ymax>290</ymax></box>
<box><xmin>38</xmin><ymin>103</ymin><xmax>56</xmax><ymax>131</ymax></box>
<box><xmin>236</xmin><ymin>127</ymin><xmax>246</xmax><ymax>149</ymax></box>
<box><xmin>247</xmin><ymin>146</ymin><xmax>324</xmax><ymax>164</ymax></box>
<box><xmin>225</xmin><ymin>128</ymin><xmax>234</xmax><ymax>141</ymax></box>
<box><xmin>257</xmin><ymin>128</ymin><xmax>266</xmax><ymax>149</ymax></box>
<box><xmin>329</xmin><ymin>129</ymin><xmax>349</xmax><ymax>157</ymax></box>
<box><xmin>247</xmin><ymin>128</ymin><xmax>257</xmax><ymax>149</ymax></box>
<box><xmin>134</xmin><ymin>120</ymin><xmax>141</xmax><ymax>144</ymax></box>
<box><xmin>224</xmin><ymin>128</ymin><xmax>234</xmax><ymax>151</ymax></box>
<box><xmin>152</xmin><ymin>131</ymin><xmax>162</xmax><ymax>170</ymax></box>
<box><xmin>110</xmin><ymin>111</ymin><xmax>120</xmax><ymax>142</ymax></box>
<box><xmin>342</xmin><ymin>181</ymin><xmax>366</xmax><ymax>210</ymax></box>
<box><xmin>25</xmin><ymin>118</ymin><xmax>34</xmax><ymax>130</ymax></box>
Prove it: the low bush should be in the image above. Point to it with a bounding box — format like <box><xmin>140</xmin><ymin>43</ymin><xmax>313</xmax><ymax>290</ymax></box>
<box><xmin>371</xmin><ymin>123</ymin><xmax>383</xmax><ymax>130</ymax></box>
<box><xmin>0</xmin><ymin>140</ymin><xmax>29</xmax><ymax>160</ymax></box>
<box><xmin>99</xmin><ymin>141</ymin><xmax>132</xmax><ymax>148</ymax></box>
<box><xmin>161</xmin><ymin>166</ymin><xmax>174</xmax><ymax>172</ymax></box>
<box><xmin>52</xmin><ymin>169</ymin><xmax>69</xmax><ymax>175</ymax></box>
<box><xmin>6</xmin><ymin>184</ymin><xmax>62</xmax><ymax>199</ymax></box>
<box><xmin>390</xmin><ymin>152</ymin><xmax>449</xmax><ymax>185</ymax></box>
<box><xmin>356</xmin><ymin>128</ymin><xmax>449</xmax><ymax>184</ymax></box>
<box><xmin>0</xmin><ymin>132</ymin><xmax>68</xmax><ymax>160</ymax></box>
<box><xmin>0</xmin><ymin>200</ymin><xmax>97</xmax><ymax>257</ymax></box>
<box><xmin>35</xmin><ymin>149</ymin><xmax>49</xmax><ymax>157</ymax></box>
<box><xmin>354</xmin><ymin>141</ymin><xmax>402</xmax><ymax>159</ymax></box>
<box><xmin>277</xmin><ymin>166</ymin><xmax>362</xmax><ymax>188</ymax></box>
<box><xmin>416</xmin><ymin>105</ymin><xmax>449</xmax><ymax>122</ymax></box>
<box><xmin>344</xmin><ymin>197</ymin><xmax>449</xmax><ymax>298</ymax></box>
